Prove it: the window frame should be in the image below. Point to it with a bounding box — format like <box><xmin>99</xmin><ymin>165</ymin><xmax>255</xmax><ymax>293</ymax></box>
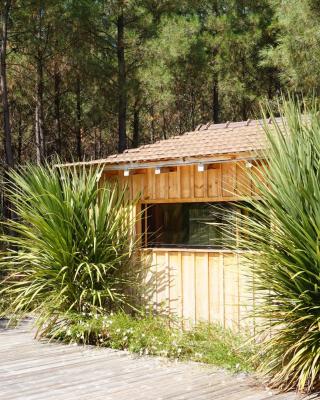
<box><xmin>141</xmin><ymin>201</ymin><xmax>243</xmax><ymax>250</ymax></box>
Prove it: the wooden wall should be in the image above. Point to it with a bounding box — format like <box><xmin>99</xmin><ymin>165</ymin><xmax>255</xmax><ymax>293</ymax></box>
<box><xmin>140</xmin><ymin>249</ymin><xmax>254</xmax><ymax>331</ymax></box>
<box><xmin>103</xmin><ymin>159</ymin><xmax>260</xmax><ymax>330</ymax></box>
<box><xmin>103</xmin><ymin>160</ymin><xmax>261</xmax><ymax>203</ymax></box>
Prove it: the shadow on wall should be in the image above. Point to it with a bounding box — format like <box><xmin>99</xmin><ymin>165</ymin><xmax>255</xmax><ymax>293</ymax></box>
<box><xmin>138</xmin><ymin>251</ymin><xmax>173</xmax><ymax>317</ymax></box>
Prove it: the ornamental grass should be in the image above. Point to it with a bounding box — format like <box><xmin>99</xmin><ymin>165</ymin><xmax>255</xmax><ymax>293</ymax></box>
<box><xmin>0</xmin><ymin>163</ymin><xmax>140</xmax><ymax>335</ymax></box>
<box><xmin>236</xmin><ymin>99</ymin><xmax>320</xmax><ymax>392</ymax></box>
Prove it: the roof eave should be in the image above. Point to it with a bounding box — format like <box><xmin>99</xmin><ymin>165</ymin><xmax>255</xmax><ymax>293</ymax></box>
<box><xmin>58</xmin><ymin>149</ymin><xmax>265</xmax><ymax>171</ymax></box>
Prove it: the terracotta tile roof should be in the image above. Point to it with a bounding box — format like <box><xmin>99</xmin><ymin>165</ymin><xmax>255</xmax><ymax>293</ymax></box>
<box><xmin>67</xmin><ymin>119</ymin><xmax>278</xmax><ymax>167</ymax></box>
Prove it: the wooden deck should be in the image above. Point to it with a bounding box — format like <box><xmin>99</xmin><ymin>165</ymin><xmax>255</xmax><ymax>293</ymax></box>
<box><xmin>0</xmin><ymin>322</ymin><xmax>316</xmax><ymax>400</ymax></box>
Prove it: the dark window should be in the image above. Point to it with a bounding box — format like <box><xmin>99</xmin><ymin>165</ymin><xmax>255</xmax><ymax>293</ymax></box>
<box><xmin>142</xmin><ymin>202</ymin><xmax>240</xmax><ymax>249</ymax></box>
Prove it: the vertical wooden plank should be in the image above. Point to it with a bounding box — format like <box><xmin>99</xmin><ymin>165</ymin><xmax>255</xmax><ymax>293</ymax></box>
<box><xmin>168</xmin><ymin>252</ymin><xmax>179</xmax><ymax>316</ymax></box>
<box><xmin>146</xmin><ymin>168</ymin><xmax>153</xmax><ymax>200</ymax></box>
<box><xmin>165</xmin><ymin>251</ymin><xmax>170</xmax><ymax>314</ymax></box>
<box><xmin>166</xmin><ymin>252</ymin><xmax>170</xmax><ymax>313</ymax></box>
<box><xmin>147</xmin><ymin>168</ymin><xmax>156</xmax><ymax>199</ymax></box>
<box><xmin>207</xmin><ymin>252</ymin><xmax>211</xmax><ymax>324</ymax></box>
<box><xmin>151</xmin><ymin>251</ymin><xmax>158</xmax><ymax>312</ymax></box>
<box><xmin>135</xmin><ymin>203</ymin><xmax>142</xmax><ymax>240</ymax></box>
<box><xmin>140</xmin><ymin>171</ymin><xmax>148</xmax><ymax>201</ymax></box>
<box><xmin>207</xmin><ymin>165</ymin><xmax>222</xmax><ymax>198</ymax></box>
<box><xmin>168</xmin><ymin>171</ymin><xmax>178</xmax><ymax>199</ymax></box>
<box><xmin>208</xmin><ymin>253</ymin><xmax>224</xmax><ymax>326</ymax></box>
<box><xmin>180</xmin><ymin>166</ymin><xmax>191</xmax><ymax>199</ymax></box>
<box><xmin>182</xmin><ymin>252</ymin><xmax>196</xmax><ymax>328</ymax></box>
<box><xmin>154</xmin><ymin>173</ymin><xmax>160</xmax><ymax>199</ymax></box>
<box><xmin>155</xmin><ymin>251</ymin><xmax>169</xmax><ymax>314</ymax></box>
<box><xmin>131</xmin><ymin>174</ymin><xmax>138</xmax><ymax>198</ymax></box>
<box><xmin>236</xmin><ymin>162</ymin><xmax>251</xmax><ymax>196</ymax></box>
<box><xmin>142</xmin><ymin>170</ymin><xmax>149</xmax><ymax>200</ymax></box>
<box><xmin>223</xmin><ymin>254</ymin><xmax>239</xmax><ymax>330</ymax></box>
<box><xmin>195</xmin><ymin>253</ymin><xmax>209</xmax><ymax>322</ymax></box>
<box><xmin>141</xmin><ymin>250</ymin><xmax>151</xmax><ymax>307</ymax></box>
<box><xmin>117</xmin><ymin>170</ymin><xmax>129</xmax><ymax>201</ymax></box>
<box><xmin>178</xmin><ymin>252</ymin><xmax>183</xmax><ymax>320</ymax></box>
<box><xmin>190</xmin><ymin>165</ymin><xmax>195</xmax><ymax>199</ymax></box>
<box><xmin>252</xmin><ymin>160</ymin><xmax>266</xmax><ymax>196</ymax></box>
<box><xmin>128</xmin><ymin>174</ymin><xmax>134</xmax><ymax>200</ymax></box>
<box><xmin>203</xmin><ymin>168</ymin><xmax>208</xmax><ymax>198</ymax></box>
<box><xmin>132</xmin><ymin>174</ymin><xmax>145</xmax><ymax>200</ymax></box>
<box><xmin>236</xmin><ymin>253</ymin><xmax>241</xmax><ymax>329</ymax></box>
<box><xmin>221</xmin><ymin>253</ymin><xmax>226</xmax><ymax>328</ymax></box>
<box><xmin>159</xmin><ymin>172</ymin><xmax>169</xmax><ymax>200</ymax></box>
<box><xmin>222</xmin><ymin>163</ymin><xmax>236</xmax><ymax>197</ymax></box>
<box><xmin>238</xmin><ymin>256</ymin><xmax>253</xmax><ymax>331</ymax></box>
<box><xmin>176</xmin><ymin>166</ymin><xmax>182</xmax><ymax>199</ymax></box>
<box><xmin>116</xmin><ymin>170</ymin><xmax>123</xmax><ymax>191</ymax></box>
<box><xmin>142</xmin><ymin>250</ymin><xmax>158</xmax><ymax>313</ymax></box>
<box><xmin>144</xmin><ymin>249</ymin><xmax>253</xmax><ymax>332</ymax></box>
<box><xmin>194</xmin><ymin>166</ymin><xmax>206</xmax><ymax>198</ymax></box>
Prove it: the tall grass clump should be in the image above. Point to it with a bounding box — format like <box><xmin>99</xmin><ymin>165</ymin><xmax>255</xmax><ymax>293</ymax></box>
<box><xmin>237</xmin><ymin>99</ymin><xmax>320</xmax><ymax>392</ymax></box>
<box><xmin>0</xmin><ymin>163</ymin><xmax>140</xmax><ymax>335</ymax></box>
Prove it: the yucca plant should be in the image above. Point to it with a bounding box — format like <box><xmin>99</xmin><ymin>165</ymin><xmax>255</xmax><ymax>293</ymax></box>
<box><xmin>236</xmin><ymin>99</ymin><xmax>320</xmax><ymax>392</ymax></box>
<box><xmin>0</xmin><ymin>163</ymin><xmax>140</xmax><ymax>335</ymax></box>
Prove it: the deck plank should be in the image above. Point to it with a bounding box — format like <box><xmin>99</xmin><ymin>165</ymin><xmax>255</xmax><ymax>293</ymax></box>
<box><xmin>0</xmin><ymin>325</ymin><xmax>316</xmax><ymax>400</ymax></box>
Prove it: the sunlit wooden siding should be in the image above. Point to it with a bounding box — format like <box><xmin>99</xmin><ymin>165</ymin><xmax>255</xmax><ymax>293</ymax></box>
<box><xmin>140</xmin><ymin>249</ymin><xmax>254</xmax><ymax>331</ymax></box>
<box><xmin>102</xmin><ymin>159</ymin><xmax>261</xmax><ymax>331</ymax></box>
<box><xmin>103</xmin><ymin>160</ymin><xmax>261</xmax><ymax>203</ymax></box>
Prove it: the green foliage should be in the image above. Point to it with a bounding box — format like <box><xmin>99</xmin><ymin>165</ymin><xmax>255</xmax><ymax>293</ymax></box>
<box><xmin>262</xmin><ymin>0</ymin><xmax>320</xmax><ymax>94</ymax></box>
<box><xmin>0</xmin><ymin>163</ymin><xmax>140</xmax><ymax>334</ymax></box>
<box><xmin>0</xmin><ymin>0</ymin><xmax>280</xmax><ymax>166</ymax></box>
<box><xmin>236</xmin><ymin>99</ymin><xmax>320</xmax><ymax>392</ymax></box>
<box><xmin>48</xmin><ymin>311</ymin><xmax>254</xmax><ymax>372</ymax></box>
<box><xmin>202</xmin><ymin>0</ymin><xmax>278</xmax><ymax>120</ymax></box>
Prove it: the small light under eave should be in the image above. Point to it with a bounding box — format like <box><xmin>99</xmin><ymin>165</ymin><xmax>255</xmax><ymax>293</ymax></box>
<box><xmin>197</xmin><ymin>163</ymin><xmax>205</xmax><ymax>172</ymax></box>
<box><xmin>155</xmin><ymin>166</ymin><xmax>161</xmax><ymax>175</ymax></box>
<box><xmin>124</xmin><ymin>169</ymin><xmax>130</xmax><ymax>176</ymax></box>
<box><xmin>245</xmin><ymin>161</ymin><xmax>253</xmax><ymax>169</ymax></box>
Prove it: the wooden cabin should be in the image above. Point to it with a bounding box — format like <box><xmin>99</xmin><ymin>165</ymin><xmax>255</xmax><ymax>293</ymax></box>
<box><xmin>71</xmin><ymin>120</ymin><xmax>269</xmax><ymax>330</ymax></box>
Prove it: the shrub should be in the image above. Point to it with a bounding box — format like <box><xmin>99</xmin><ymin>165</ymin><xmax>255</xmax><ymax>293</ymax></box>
<box><xmin>48</xmin><ymin>311</ymin><xmax>254</xmax><ymax>372</ymax></box>
<box><xmin>236</xmin><ymin>100</ymin><xmax>320</xmax><ymax>392</ymax></box>
<box><xmin>0</xmin><ymin>163</ymin><xmax>140</xmax><ymax>334</ymax></box>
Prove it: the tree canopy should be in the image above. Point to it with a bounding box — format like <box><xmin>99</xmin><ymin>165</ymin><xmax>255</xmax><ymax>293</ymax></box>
<box><xmin>0</xmin><ymin>0</ymin><xmax>317</xmax><ymax>167</ymax></box>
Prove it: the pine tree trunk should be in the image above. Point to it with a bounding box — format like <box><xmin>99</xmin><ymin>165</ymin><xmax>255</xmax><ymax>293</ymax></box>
<box><xmin>132</xmin><ymin>107</ymin><xmax>139</xmax><ymax>148</ymax></box>
<box><xmin>0</xmin><ymin>0</ymin><xmax>13</xmax><ymax>168</ymax></box>
<box><xmin>99</xmin><ymin>128</ymin><xmax>102</xmax><ymax>157</ymax></box>
<box><xmin>241</xmin><ymin>97</ymin><xmax>247</xmax><ymax>121</ymax></box>
<box><xmin>117</xmin><ymin>9</ymin><xmax>127</xmax><ymax>153</ymax></box>
<box><xmin>191</xmin><ymin>89</ymin><xmax>195</xmax><ymax>130</ymax></box>
<box><xmin>17</xmin><ymin>110</ymin><xmax>23</xmax><ymax>164</ymax></box>
<box><xmin>0</xmin><ymin>0</ymin><xmax>13</xmax><ymax>223</ymax></box>
<box><xmin>150</xmin><ymin>105</ymin><xmax>155</xmax><ymax>143</ymax></box>
<box><xmin>75</xmin><ymin>75</ymin><xmax>82</xmax><ymax>161</ymax></box>
<box><xmin>212</xmin><ymin>1</ymin><xmax>220</xmax><ymax>124</ymax></box>
<box><xmin>54</xmin><ymin>65</ymin><xmax>62</xmax><ymax>156</ymax></box>
<box><xmin>35</xmin><ymin>6</ymin><xmax>45</xmax><ymax>165</ymax></box>
<box><xmin>35</xmin><ymin>58</ymin><xmax>45</xmax><ymax>164</ymax></box>
<box><xmin>162</xmin><ymin>111</ymin><xmax>167</xmax><ymax>140</ymax></box>
<box><xmin>212</xmin><ymin>77</ymin><xmax>219</xmax><ymax>123</ymax></box>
